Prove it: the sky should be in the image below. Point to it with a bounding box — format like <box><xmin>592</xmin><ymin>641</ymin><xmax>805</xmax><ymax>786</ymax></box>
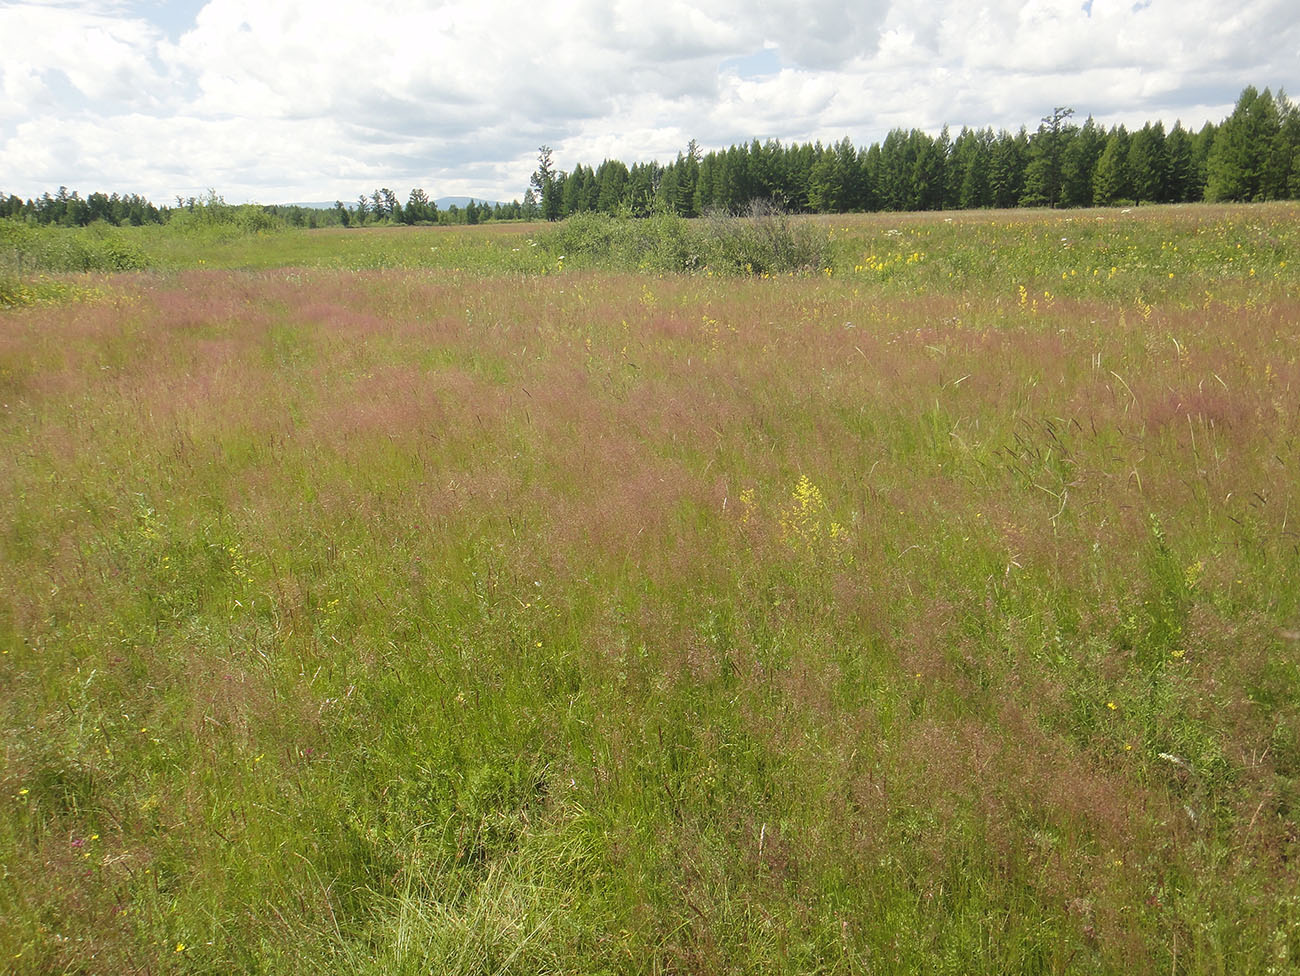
<box><xmin>1</xmin><ymin>0</ymin><xmax>1297</xmax><ymax>205</ymax></box>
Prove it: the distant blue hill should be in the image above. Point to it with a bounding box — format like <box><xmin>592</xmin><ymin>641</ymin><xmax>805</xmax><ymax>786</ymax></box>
<box><xmin>280</xmin><ymin>197</ymin><xmax>506</xmax><ymax>210</ymax></box>
<box><xmin>435</xmin><ymin>196</ymin><xmax>504</xmax><ymax>209</ymax></box>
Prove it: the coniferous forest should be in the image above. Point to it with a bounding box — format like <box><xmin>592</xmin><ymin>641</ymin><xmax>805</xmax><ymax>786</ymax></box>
<box><xmin>2</xmin><ymin>84</ymin><xmax>1298</xmax><ymax>229</ymax></box>
<box><xmin>526</xmin><ymin>85</ymin><xmax>1300</xmax><ymax>221</ymax></box>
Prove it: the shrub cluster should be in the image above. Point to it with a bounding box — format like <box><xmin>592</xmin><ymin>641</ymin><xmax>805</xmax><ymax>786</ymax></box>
<box><xmin>696</xmin><ymin>200</ymin><xmax>830</xmax><ymax>275</ymax></box>
<box><xmin>1</xmin><ymin>220</ymin><xmax>149</xmax><ymax>303</ymax></box>
<box><xmin>0</xmin><ymin>192</ymin><xmax>290</xmax><ymax>304</ymax></box>
<box><xmin>163</xmin><ymin>192</ymin><xmax>284</xmax><ymax>241</ymax></box>
<box><xmin>538</xmin><ymin>201</ymin><xmax>830</xmax><ymax>276</ymax></box>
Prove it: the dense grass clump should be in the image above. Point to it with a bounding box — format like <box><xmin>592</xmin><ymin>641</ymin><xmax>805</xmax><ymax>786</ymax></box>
<box><xmin>1</xmin><ymin>203</ymin><xmax>1299</xmax><ymax>973</ymax></box>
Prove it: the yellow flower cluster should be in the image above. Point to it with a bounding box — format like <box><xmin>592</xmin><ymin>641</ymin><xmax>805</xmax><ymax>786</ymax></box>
<box><xmin>779</xmin><ymin>475</ymin><xmax>850</xmax><ymax>560</ymax></box>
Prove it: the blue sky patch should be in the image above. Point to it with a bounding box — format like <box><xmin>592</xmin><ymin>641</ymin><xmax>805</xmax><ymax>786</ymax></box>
<box><xmin>129</xmin><ymin>0</ymin><xmax>208</xmax><ymax>39</ymax></box>
<box><xmin>720</xmin><ymin>47</ymin><xmax>783</xmax><ymax>79</ymax></box>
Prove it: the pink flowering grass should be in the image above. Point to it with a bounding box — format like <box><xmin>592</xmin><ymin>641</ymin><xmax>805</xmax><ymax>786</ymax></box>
<box><xmin>1</xmin><ymin>205</ymin><xmax>1298</xmax><ymax>974</ymax></box>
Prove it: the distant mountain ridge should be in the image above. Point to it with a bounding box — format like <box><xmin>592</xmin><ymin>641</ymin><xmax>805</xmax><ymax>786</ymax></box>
<box><xmin>283</xmin><ymin>197</ymin><xmax>503</xmax><ymax>210</ymax></box>
<box><xmin>434</xmin><ymin>196</ymin><xmax>503</xmax><ymax>209</ymax></box>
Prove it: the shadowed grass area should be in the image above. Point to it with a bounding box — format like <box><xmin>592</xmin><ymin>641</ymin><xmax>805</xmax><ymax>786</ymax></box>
<box><xmin>1</xmin><ymin>204</ymin><xmax>1299</xmax><ymax>973</ymax></box>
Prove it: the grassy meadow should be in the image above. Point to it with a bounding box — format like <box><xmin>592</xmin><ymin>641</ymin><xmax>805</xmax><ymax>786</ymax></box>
<box><xmin>2</xmin><ymin>203</ymin><xmax>1300</xmax><ymax>973</ymax></box>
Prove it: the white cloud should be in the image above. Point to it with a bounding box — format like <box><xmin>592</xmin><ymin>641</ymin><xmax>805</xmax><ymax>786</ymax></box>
<box><xmin>0</xmin><ymin>4</ymin><xmax>171</xmax><ymax>120</ymax></box>
<box><xmin>0</xmin><ymin>0</ymin><xmax>1295</xmax><ymax>203</ymax></box>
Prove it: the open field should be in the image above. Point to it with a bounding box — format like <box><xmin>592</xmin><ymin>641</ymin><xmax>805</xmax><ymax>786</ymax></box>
<box><xmin>2</xmin><ymin>204</ymin><xmax>1300</xmax><ymax>973</ymax></box>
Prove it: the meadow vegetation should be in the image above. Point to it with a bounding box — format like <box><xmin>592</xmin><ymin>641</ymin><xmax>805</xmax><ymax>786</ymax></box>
<box><xmin>2</xmin><ymin>202</ymin><xmax>1299</xmax><ymax>973</ymax></box>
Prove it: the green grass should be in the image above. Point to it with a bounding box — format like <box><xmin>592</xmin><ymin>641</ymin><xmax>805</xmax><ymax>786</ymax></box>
<box><xmin>2</xmin><ymin>203</ymin><xmax>1299</xmax><ymax>973</ymax></box>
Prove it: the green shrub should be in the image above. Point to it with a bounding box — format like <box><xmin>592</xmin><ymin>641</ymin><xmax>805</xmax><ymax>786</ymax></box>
<box><xmin>163</xmin><ymin>191</ymin><xmax>285</xmax><ymax>242</ymax></box>
<box><xmin>699</xmin><ymin>200</ymin><xmax>831</xmax><ymax>274</ymax></box>
<box><xmin>0</xmin><ymin>218</ymin><xmax>148</xmax><ymax>273</ymax></box>
<box><xmin>536</xmin><ymin>201</ymin><xmax>829</xmax><ymax>276</ymax></box>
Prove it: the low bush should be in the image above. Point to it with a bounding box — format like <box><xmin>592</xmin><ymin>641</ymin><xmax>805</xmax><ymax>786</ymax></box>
<box><xmin>696</xmin><ymin>199</ymin><xmax>830</xmax><ymax>275</ymax></box>
<box><xmin>0</xmin><ymin>218</ymin><xmax>149</xmax><ymax>275</ymax></box>
<box><xmin>536</xmin><ymin>201</ymin><xmax>830</xmax><ymax>276</ymax></box>
<box><xmin>164</xmin><ymin>194</ymin><xmax>284</xmax><ymax>240</ymax></box>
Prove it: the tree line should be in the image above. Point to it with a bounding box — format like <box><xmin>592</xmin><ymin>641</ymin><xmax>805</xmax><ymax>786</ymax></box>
<box><xmin>0</xmin><ymin>188</ymin><xmax>166</xmax><ymax>227</ymax></box>
<box><xmin>331</xmin><ymin>188</ymin><xmax>527</xmax><ymax>227</ymax></box>
<box><xmin>0</xmin><ymin>185</ymin><xmax>526</xmax><ymax>230</ymax></box>
<box><xmin>4</xmin><ymin>85</ymin><xmax>1296</xmax><ymax>229</ymax></box>
<box><xmin>527</xmin><ymin>85</ymin><xmax>1299</xmax><ymax>219</ymax></box>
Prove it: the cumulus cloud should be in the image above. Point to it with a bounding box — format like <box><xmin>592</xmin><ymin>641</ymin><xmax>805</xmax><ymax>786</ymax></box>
<box><xmin>0</xmin><ymin>0</ymin><xmax>1295</xmax><ymax>203</ymax></box>
<box><xmin>0</xmin><ymin>3</ymin><xmax>171</xmax><ymax>120</ymax></box>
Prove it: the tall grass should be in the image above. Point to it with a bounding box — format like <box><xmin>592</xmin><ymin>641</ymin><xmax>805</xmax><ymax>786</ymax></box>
<box><xmin>1</xmin><ymin>204</ymin><xmax>1298</xmax><ymax>973</ymax></box>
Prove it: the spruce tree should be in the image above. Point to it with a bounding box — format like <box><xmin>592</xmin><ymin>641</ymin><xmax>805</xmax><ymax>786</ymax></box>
<box><xmin>1206</xmin><ymin>86</ymin><xmax>1280</xmax><ymax>201</ymax></box>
